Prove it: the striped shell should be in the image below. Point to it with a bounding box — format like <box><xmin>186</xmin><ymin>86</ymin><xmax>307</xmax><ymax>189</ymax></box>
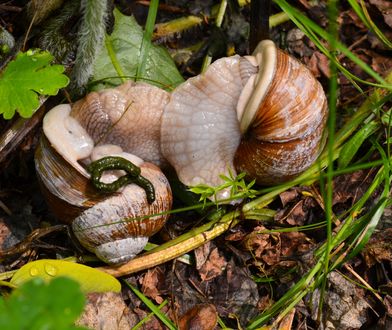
<box><xmin>234</xmin><ymin>41</ymin><xmax>328</xmax><ymax>184</ymax></box>
<box><xmin>161</xmin><ymin>40</ymin><xmax>328</xmax><ymax>190</ymax></box>
<box><xmin>35</xmin><ymin>102</ymin><xmax>172</xmax><ymax>264</ymax></box>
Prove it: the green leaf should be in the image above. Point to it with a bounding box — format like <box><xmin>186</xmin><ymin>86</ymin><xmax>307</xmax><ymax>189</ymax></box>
<box><xmin>338</xmin><ymin>120</ymin><xmax>380</xmax><ymax>169</ymax></box>
<box><xmin>0</xmin><ymin>277</ymin><xmax>87</xmax><ymax>330</ymax></box>
<box><xmin>92</xmin><ymin>9</ymin><xmax>184</xmax><ymax>90</ymax></box>
<box><xmin>0</xmin><ymin>50</ymin><xmax>69</xmax><ymax>119</ymax></box>
<box><xmin>381</xmin><ymin>108</ymin><xmax>392</xmax><ymax>126</ymax></box>
<box><xmin>10</xmin><ymin>259</ymin><xmax>121</xmax><ymax>294</ymax></box>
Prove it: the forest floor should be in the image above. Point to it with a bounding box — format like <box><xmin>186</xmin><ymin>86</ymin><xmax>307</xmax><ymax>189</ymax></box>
<box><xmin>0</xmin><ymin>1</ymin><xmax>392</xmax><ymax>329</ymax></box>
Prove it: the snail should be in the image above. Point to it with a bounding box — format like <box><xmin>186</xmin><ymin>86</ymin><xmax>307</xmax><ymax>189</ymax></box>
<box><xmin>35</xmin><ymin>39</ymin><xmax>327</xmax><ymax>263</ymax></box>
<box><xmin>35</xmin><ymin>93</ymin><xmax>173</xmax><ymax>264</ymax></box>
<box><xmin>161</xmin><ymin>40</ymin><xmax>327</xmax><ymax>195</ymax></box>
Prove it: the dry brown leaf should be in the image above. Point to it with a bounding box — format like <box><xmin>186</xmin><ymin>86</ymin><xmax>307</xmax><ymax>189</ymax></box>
<box><xmin>362</xmin><ymin>228</ymin><xmax>392</xmax><ymax>267</ymax></box>
<box><xmin>195</xmin><ymin>242</ymin><xmax>227</xmax><ymax>281</ymax></box>
<box><xmin>281</xmin><ymin>232</ymin><xmax>314</xmax><ymax>257</ymax></box>
<box><xmin>178</xmin><ymin>304</ymin><xmax>218</xmax><ymax>330</ymax></box>
<box><xmin>276</xmin><ymin>192</ymin><xmax>318</xmax><ymax>227</ymax></box>
<box><xmin>140</xmin><ymin>267</ymin><xmax>165</xmax><ymax>304</ymax></box>
<box><xmin>274</xmin><ymin>308</ymin><xmax>295</xmax><ymax>330</ymax></box>
<box><xmin>243</xmin><ymin>225</ymin><xmax>280</xmax><ymax>265</ymax></box>
<box><xmin>332</xmin><ymin>170</ymin><xmax>374</xmax><ymax>207</ymax></box>
<box><xmin>279</xmin><ymin>188</ymin><xmax>301</xmax><ymax>208</ymax></box>
<box><xmin>77</xmin><ymin>292</ymin><xmax>135</xmax><ymax>330</ymax></box>
<box><xmin>308</xmin><ymin>51</ymin><xmax>330</xmax><ymax>78</ymax></box>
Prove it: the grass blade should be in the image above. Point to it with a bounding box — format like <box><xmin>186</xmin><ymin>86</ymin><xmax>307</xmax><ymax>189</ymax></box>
<box><xmin>125</xmin><ymin>282</ymin><xmax>177</xmax><ymax>330</ymax></box>
<box><xmin>136</xmin><ymin>0</ymin><xmax>159</xmax><ymax>81</ymax></box>
<box><xmin>348</xmin><ymin>0</ymin><xmax>392</xmax><ymax>49</ymax></box>
<box><xmin>338</xmin><ymin>120</ymin><xmax>380</xmax><ymax>169</ymax></box>
<box><xmin>274</xmin><ymin>0</ymin><xmax>389</xmax><ymax>89</ymax></box>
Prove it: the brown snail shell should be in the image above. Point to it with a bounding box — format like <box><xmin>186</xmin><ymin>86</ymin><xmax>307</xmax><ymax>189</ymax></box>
<box><xmin>161</xmin><ymin>40</ymin><xmax>328</xmax><ymax>192</ymax></box>
<box><xmin>71</xmin><ymin>160</ymin><xmax>172</xmax><ymax>264</ymax></box>
<box><xmin>234</xmin><ymin>40</ymin><xmax>328</xmax><ymax>184</ymax></box>
<box><xmin>35</xmin><ymin>103</ymin><xmax>173</xmax><ymax>264</ymax></box>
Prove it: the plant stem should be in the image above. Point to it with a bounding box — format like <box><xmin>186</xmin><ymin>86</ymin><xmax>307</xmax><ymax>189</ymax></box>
<box><xmin>136</xmin><ymin>0</ymin><xmax>159</xmax><ymax>81</ymax></box>
<box><xmin>105</xmin><ymin>36</ymin><xmax>126</xmax><ymax>82</ymax></box>
<box><xmin>97</xmin><ymin>211</ymin><xmax>241</xmax><ymax>277</ymax></box>
<box><xmin>201</xmin><ymin>0</ymin><xmax>227</xmax><ymax>72</ymax></box>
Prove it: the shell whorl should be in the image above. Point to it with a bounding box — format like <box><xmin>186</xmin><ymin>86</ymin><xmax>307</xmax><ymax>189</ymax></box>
<box><xmin>72</xmin><ymin>162</ymin><xmax>172</xmax><ymax>264</ymax></box>
<box><xmin>35</xmin><ymin>97</ymin><xmax>173</xmax><ymax>264</ymax></box>
<box><xmin>234</xmin><ymin>46</ymin><xmax>328</xmax><ymax>184</ymax></box>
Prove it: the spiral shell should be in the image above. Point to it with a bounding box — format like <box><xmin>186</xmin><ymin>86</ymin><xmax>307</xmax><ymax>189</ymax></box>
<box><xmin>234</xmin><ymin>41</ymin><xmax>328</xmax><ymax>184</ymax></box>
<box><xmin>35</xmin><ymin>103</ymin><xmax>172</xmax><ymax>264</ymax></box>
<box><xmin>161</xmin><ymin>40</ymin><xmax>328</xmax><ymax>189</ymax></box>
<box><xmin>72</xmin><ymin>161</ymin><xmax>172</xmax><ymax>264</ymax></box>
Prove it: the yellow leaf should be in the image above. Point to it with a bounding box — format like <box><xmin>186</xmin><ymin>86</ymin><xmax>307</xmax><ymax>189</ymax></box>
<box><xmin>10</xmin><ymin>259</ymin><xmax>121</xmax><ymax>293</ymax></box>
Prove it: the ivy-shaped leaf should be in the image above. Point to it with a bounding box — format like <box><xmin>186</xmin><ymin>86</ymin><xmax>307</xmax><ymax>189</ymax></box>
<box><xmin>92</xmin><ymin>9</ymin><xmax>184</xmax><ymax>90</ymax></box>
<box><xmin>0</xmin><ymin>49</ymin><xmax>69</xmax><ymax>119</ymax></box>
<box><xmin>10</xmin><ymin>259</ymin><xmax>121</xmax><ymax>294</ymax></box>
<box><xmin>0</xmin><ymin>277</ymin><xmax>86</xmax><ymax>330</ymax></box>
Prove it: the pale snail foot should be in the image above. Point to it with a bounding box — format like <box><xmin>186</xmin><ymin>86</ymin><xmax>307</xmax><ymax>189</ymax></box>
<box><xmin>94</xmin><ymin>236</ymin><xmax>149</xmax><ymax>264</ymax></box>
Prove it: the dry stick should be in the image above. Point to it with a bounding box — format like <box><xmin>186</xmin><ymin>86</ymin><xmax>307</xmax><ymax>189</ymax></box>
<box><xmin>97</xmin><ymin>211</ymin><xmax>240</xmax><ymax>277</ymax></box>
<box><xmin>0</xmin><ymin>101</ymin><xmax>46</xmax><ymax>164</ymax></box>
<box><xmin>343</xmin><ymin>264</ymin><xmax>383</xmax><ymax>303</ymax></box>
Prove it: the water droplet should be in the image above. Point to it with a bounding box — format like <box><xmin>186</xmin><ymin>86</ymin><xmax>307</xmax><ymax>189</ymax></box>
<box><xmin>29</xmin><ymin>267</ymin><xmax>39</xmax><ymax>276</ymax></box>
<box><xmin>44</xmin><ymin>263</ymin><xmax>57</xmax><ymax>277</ymax></box>
<box><xmin>38</xmin><ymin>89</ymin><xmax>44</xmax><ymax>93</ymax></box>
<box><xmin>31</xmin><ymin>58</ymin><xmax>37</xmax><ymax>62</ymax></box>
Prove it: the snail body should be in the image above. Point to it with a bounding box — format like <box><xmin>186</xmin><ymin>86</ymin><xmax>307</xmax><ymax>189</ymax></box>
<box><xmin>36</xmin><ymin>40</ymin><xmax>327</xmax><ymax>263</ymax></box>
<box><xmin>70</xmin><ymin>81</ymin><xmax>170</xmax><ymax>167</ymax></box>
<box><xmin>35</xmin><ymin>103</ymin><xmax>172</xmax><ymax>264</ymax></box>
<box><xmin>161</xmin><ymin>40</ymin><xmax>327</xmax><ymax>194</ymax></box>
